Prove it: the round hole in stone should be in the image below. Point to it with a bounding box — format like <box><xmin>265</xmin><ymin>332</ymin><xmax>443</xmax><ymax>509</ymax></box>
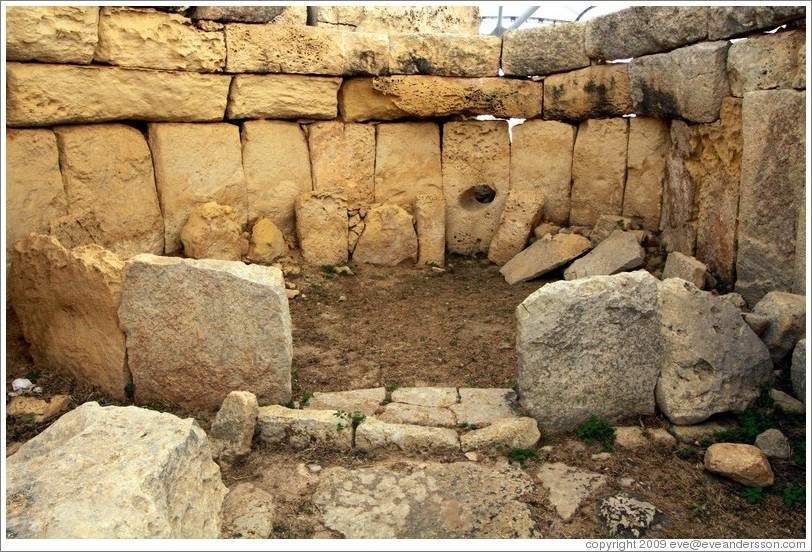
<box><xmin>459</xmin><ymin>185</ymin><xmax>496</xmax><ymax>211</ymax></box>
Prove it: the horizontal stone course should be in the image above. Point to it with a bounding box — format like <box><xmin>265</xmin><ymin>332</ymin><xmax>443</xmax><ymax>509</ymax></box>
<box><xmin>227</xmin><ymin>74</ymin><xmax>341</xmax><ymax>120</ymax></box>
<box><xmin>6</xmin><ymin>6</ymin><xmax>99</xmax><ymax>64</ymax></box>
<box><xmin>388</xmin><ymin>33</ymin><xmax>501</xmax><ymax>77</ymax></box>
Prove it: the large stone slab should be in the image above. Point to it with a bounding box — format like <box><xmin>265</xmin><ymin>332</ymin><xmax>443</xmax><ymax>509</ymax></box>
<box><xmin>660</xmin><ymin>121</ymin><xmax>697</xmax><ymax>256</ymax></box>
<box><xmin>338</xmin><ymin>76</ymin><xmax>543</xmax><ymax>122</ymax></box>
<box><xmin>414</xmin><ymin>195</ymin><xmax>446</xmax><ymax>266</ymax></box>
<box><xmin>585</xmin><ymin>6</ymin><xmax>708</xmax><ymax>61</ymax></box>
<box><xmin>148</xmin><ymin>123</ymin><xmax>247</xmax><ymax>254</ymax></box>
<box><xmin>308</xmin><ymin>121</ymin><xmax>375</xmax><ymax>209</ymax></box>
<box><xmin>227</xmin><ymin>75</ymin><xmax>341</xmax><ymax>120</ymax></box>
<box><xmin>6</xmin><ymin>63</ymin><xmax>231</xmax><ymax>127</ymax></box>
<box><xmin>537</xmin><ymin>462</ymin><xmax>607</xmax><ymax>521</ymax></box>
<box><xmin>295</xmin><ymin>192</ymin><xmax>349</xmax><ymax>266</ymax></box>
<box><xmin>388</xmin><ymin>33</ymin><xmax>500</xmax><ymax>77</ymax></box>
<box><xmin>6</xmin><ymin>6</ymin><xmax>99</xmax><ymax>64</ymax></box>
<box><xmin>543</xmin><ymin>64</ymin><xmax>632</xmax><ymax>121</ymax></box>
<box><xmin>374</xmin><ymin>122</ymin><xmax>442</xmax><ymax>207</ymax></box>
<box><xmin>314</xmin><ymin>462</ymin><xmax>536</xmax><ymax>538</ymax></box>
<box><xmin>6</xmin><ymin>402</ymin><xmax>227</xmax><ymax>538</ymax></box>
<box><xmin>451</xmin><ymin>388</ymin><xmax>520</xmax><ymax>427</ymax></box>
<box><xmin>662</xmin><ymin>252</ymin><xmax>707</xmax><ymax>289</ymax></box>
<box><xmin>629</xmin><ymin>41</ymin><xmax>731</xmax><ymax>124</ymax></box>
<box><xmin>623</xmin><ymin>117</ymin><xmax>669</xmax><ymax>231</ymax></box>
<box><xmin>191</xmin><ymin>6</ymin><xmax>306</xmax><ymax>24</ymax></box>
<box><xmin>318</xmin><ymin>6</ymin><xmax>480</xmax><ymax>35</ymax></box>
<box><xmin>517</xmin><ymin>271</ymin><xmax>662</xmax><ymax>432</ymax></box>
<box><xmin>502</xmin><ymin>22</ymin><xmax>590</xmax><ymax>76</ymax></box>
<box><xmin>728</xmin><ymin>29</ymin><xmax>805</xmax><ymax>98</ymax></box>
<box><xmin>707</xmin><ymin>6</ymin><xmax>807</xmax><ymax>40</ymax></box>
<box><xmin>500</xmin><ymin>233</ymin><xmax>592</xmax><ymax>285</ymax></box>
<box><xmin>53</xmin><ymin>124</ymin><xmax>164</xmax><ymax>258</ymax></box>
<box><xmin>736</xmin><ymin>90</ymin><xmax>805</xmax><ymax>306</ymax></box>
<box><xmin>95</xmin><ymin>7</ymin><xmax>225</xmax><ymax>72</ymax></box>
<box><xmin>391</xmin><ymin>387</ymin><xmax>458</xmax><ymax>407</ymax></box>
<box><xmin>752</xmin><ymin>292</ymin><xmax>807</xmax><ymax>364</ymax></box>
<box><xmin>791</xmin><ymin>340</ymin><xmax>806</xmax><ymax>404</ymax></box>
<box><xmin>460</xmin><ymin>418</ymin><xmax>541</xmax><ymax>452</ymax></box>
<box><xmin>509</xmin><ymin>120</ymin><xmax>576</xmax><ymax>226</ymax></box>
<box><xmin>355</xmin><ymin>418</ymin><xmax>459</xmax><ymax>454</ymax></box>
<box><xmin>9</xmin><ymin>234</ymin><xmax>129</xmax><ymax>400</ymax></box>
<box><xmin>597</xmin><ymin>493</ymin><xmax>663</xmax><ymax>538</ymax></box>
<box><xmin>442</xmin><ymin>120</ymin><xmax>510</xmax><ymax>255</ymax></box>
<box><xmin>378</xmin><ymin>403</ymin><xmax>456</xmax><ymax>428</ymax></box>
<box><xmin>257</xmin><ymin>405</ymin><xmax>352</xmax><ymax>451</ymax></box>
<box><xmin>241</xmin><ymin>121</ymin><xmax>312</xmax><ymax>239</ymax></box>
<box><xmin>704</xmin><ymin>443</ymin><xmax>775</xmax><ymax>487</ymax></box>
<box><xmin>487</xmin><ymin>189</ymin><xmax>545</xmax><ymax>265</ymax></box>
<box><xmin>656</xmin><ymin>279</ymin><xmax>773</xmax><ymax>425</ymax></box>
<box><xmin>118</xmin><ymin>255</ymin><xmax>292</xmax><ymax>410</ymax></box>
<box><xmin>570</xmin><ymin>118</ymin><xmax>629</xmax><ymax>226</ymax></box>
<box><xmin>304</xmin><ymin>388</ymin><xmax>386</xmax><ymax>417</ymax></box>
<box><xmin>353</xmin><ymin>204</ymin><xmax>418</xmax><ymax>266</ymax></box>
<box><xmin>563</xmin><ymin>230</ymin><xmax>644</xmax><ymax>281</ymax></box>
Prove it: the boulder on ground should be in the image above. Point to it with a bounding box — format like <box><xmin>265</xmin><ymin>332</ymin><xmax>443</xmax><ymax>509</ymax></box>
<box><xmin>752</xmin><ymin>291</ymin><xmax>806</xmax><ymax>364</ymax></box>
<box><xmin>180</xmin><ymin>202</ymin><xmax>245</xmax><ymax>261</ymax></box>
<box><xmin>754</xmin><ymin>428</ymin><xmax>791</xmax><ymax>460</ymax></box>
<box><xmin>295</xmin><ymin>191</ymin><xmax>349</xmax><ymax>266</ymax></box>
<box><xmin>246</xmin><ymin>217</ymin><xmax>287</xmax><ymax>264</ymax></box>
<box><xmin>353</xmin><ymin>204</ymin><xmax>418</xmax><ymax>266</ymax></box>
<box><xmin>704</xmin><ymin>443</ymin><xmax>775</xmax><ymax>487</ymax></box>
<box><xmin>209</xmin><ymin>391</ymin><xmax>259</xmax><ymax>463</ymax></box>
<box><xmin>500</xmin><ymin>233</ymin><xmax>592</xmax><ymax>285</ymax></box>
<box><xmin>563</xmin><ymin>230</ymin><xmax>644</xmax><ymax>281</ymax></box>
<box><xmin>662</xmin><ymin>251</ymin><xmax>707</xmax><ymax>289</ymax></box>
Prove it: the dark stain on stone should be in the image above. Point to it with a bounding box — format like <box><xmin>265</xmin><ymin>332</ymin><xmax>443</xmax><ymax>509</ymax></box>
<box><xmin>549</xmin><ymin>84</ymin><xmax>565</xmax><ymax>101</ymax></box>
<box><xmin>404</xmin><ymin>55</ymin><xmax>435</xmax><ymax>75</ymax></box>
<box><xmin>636</xmin><ymin>84</ymin><xmax>680</xmax><ymax>119</ymax></box>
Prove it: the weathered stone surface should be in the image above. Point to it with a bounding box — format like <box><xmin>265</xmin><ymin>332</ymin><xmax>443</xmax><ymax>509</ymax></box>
<box><xmin>656</xmin><ymin>279</ymin><xmax>773</xmax><ymax>425</ymax></box>
<box><xmin>537</xmin><ymin>463</ymin><xmax>607</xmax><ymax>521</ymax></box>
<box><xmin>543</xmin><ymin>64</ymin><xmax>632</xmax><ymax>121</ymax></box>
<box><xmin>6</xmin><ymin>7</ymin><xmax>99</xmax><ymax>64</ymax></box>
<box><xmin>6</xmin><ymin>402</ymin><xmax>227</xmax><ymax>538</ymax></box>
<box><xmin>719</xmin><ymin>292</ymin><xmax>748</xmax><ymax>312</ymax></box>
<box><xmin>704</xmin><ymin>443</ymin><xmax>775</xmax><ymax>487</ymax></box>
<box><xmin>378</xmin><ymin>403</ymin><xmax>456</xmax><ymax>428</ymax></box>
<box><xmin>242</xmin><ymin>121</ymin><xmax>312</xmax><ymax>239</ymax></box>
<box><xmin>755</xmin><ymin>429</ymin><xmax>791</xmax><ymax>460</ymax></box>
<box><xmin>443</xmin><ymin>121</ymin><xmax>510</xmax><ymax>255</ymax></box>
<box><xmin>257</xmin><ymin>405</ymin><xmax>352</xmax><ymax>451</ymax></box>
<box><xmin>794</xmin><ymin>204</ymin><xmax>806</xmax><ymax>295</ymax></box>
<box><xmin>305</xmin><ymin>388</ymin><xmax>386</xmax><ymax>417</ymax></box>
<box><xmin>451</xmin><ymin>388</ymin><xmax>520</xmax><ymax>427</ymax></box>
<box><xmin>752</xmin><ymin>292</ymin><xmax>806</xmax><ymax>364</ymax></box>
<box><xmin>391</xmin><ymin>387</ymin><xmax>458</xmax><ymax>407</ymax></box>
<box><xmin>670</xmin><ymin>420</ymin><xmax>737</xmax><ymax>445</ymax></box>
<box><xmin>708</xmin><ymin>6</ymin><xmax>807</xmax><ymax>40</ymax></box>
<box><xmin>517</xmin><ymin>271</ymin><xmax>662</xmax><ymax>432</ymax></box>
<box><xmin>770</xmin><ymin>389</ymin><xmax>805</xmax><ymax>415</ymax></box>
<box><xmin>314</xmin><ymin>461</ymin><xmax>535</xmax><ymax>538</ymax></box>
<box><xmin>564</xmin><ymin>230</ymin><xmax>644</xmax><ymax>281</ymax></box>
<box><xmin>509</xmin><ymin>120</ymin><xmax>576</xmax><ymax>226</ymax></box>
<box><xmin>614</xmin><ymin>427</ymin><xmax>676</xmax><ymax>450</ymax></box>
<box><xmin>660</xmin><ymin>120</ymin><xmax>697</xmax><ymax>256</ymax></box>
<box><xmin>743</xmin><ymin>313</ymin><xmax>770</xmax><ymax>337</ymax></box>
<box><xmin>246</xmin><ymin>218</ymin><xmax>287</xmax><ymax>264</ymax></box>
<box><xmin>220</xmin><ymin>483</ymin><xmax>275</xmax><ymax>539</ymax></box>
<box><xmin>414</xmin><ymin>195</ymin><xmax>446</xmax><ymax>266</ymax></box>
<box><xmin>487</xmin><ymin>190</ymin><xmax>545</xmax><ymax>266</ymax></box>
<box><xmin>295</xmin><ymin>191</ymin><xmax>349</xmax><ymax>266</ymax></box>
<box><xmin>10</xmin><ymin>235</ymin><xmax>129</xmax><ymax>400</ymax></box>
<box><xmin>149</xmin><ymin>123</ymin><xmax>247</xmax><ymax>254</ymax></box>
<box><xmin>318</xmin><ymin>6</ymin><xmax>480</xmax><ymax>35</ymax></box>
<box><xmin>308</xmin><ymin>121</ymin><xmax>375</xmax><ymax>209</ymax></box>
<box><xmin>353</xmin><ymin>204</ymin><xmax>417</xmax><ymax>266</ymax></box>
<box><xmin>662</xmin><ymin>252</ymin><xmax>707</xmax><ymax>289</ymax></box>
<box><xmin>6</xmin><ymin>395</ymin><xmax>72</xmax><ymax>424</ymax></box>
<box><xmin>791</xmin><ymin>339</ymin><xmax>806</xmax><ymax>404</ymax></box>
<box><xmin>570</xmin><ymin>118</ymin><xmax>629</xmax><ymax>226</ymax></box>
<box><xmin>180</xmin><ymin>202</ymin><xmax>243</xmax><ymax>261</ymax></box>
<box><xmin>597</xmin><ymin>493</ymin><xmax>663</xmax><ymax>538</ymax></box>
<box><xmin>460</xmin><ymin>418</ymin><xmax>540</xmax><ymax>452</ymax></box>
<box><xmin>119</xmin><ymin>255</ymin><xmax>291</xmax><ymax>410</ymax></box>
<box><xmin>736</xmin><ymin>90</ymin><xmax>805</xmax><ymax>306</ymax></box>
<box><xmin>192</xmin><ymin>6</ymin><xmax>306</xmax><ymax>24</ymax></box>
<box><xmin>502</xmin><ymin>22</ymin><xmax>589</xmax><ymax>76</ymax></box>
<box><xmin>623</xmin><ymin>117</ymin><xmax>669</xmax><ymax>231</ymax></box>
<box><xmin>374</xmin><ymin>122</ymin><xmax>442</xmax><ymax>207</ymax></box>
<box><xmin>95</xmin><ymin>8</ymin><xmax>225</xmax><ymax>72</ymax></box>
<box><xmin>6</xmin><ymin>63</ymin><xmax>231</xmax><ymax>127</ymax></box>
<box><xmin>225</xmin><ymin>24</ymin><xmax>387</xmax><ymax>75</ymax></box>
<box><xmin>355</xmin><ymin>418</ymin><xmax>459</xmax><ymax>454</ymax></box>
<box><xmin>589</xmin><ymin>215</ymin><xmax>638</xmax><ymax>246</ymax></box>
<box><xmin>728</xmin><ymin>30</ymin><xmax>805</xmax><ymax>97</ymax></box>
<box><xmin>629</xmin><ymin>41</ymin><xmax>730</xmax><ymax>124</ymax></box>
<box><xmin>389</xmin><ymin>33</ymin><xmax>500</xmax><ymax>77</ymax></box>
<box><xmin>339</xmin><ymin>77</ymin><xmax>543</xmax><ymax>122</ymax></box>
<box><xmin>535</xmin><ymin>223</ymin><xmax>561</xmax><ymax>239</ymax></box>
<box><xmin>585</xmin><ymin>6</ymin><xmax>708</xmax><ymax>61</ymax></box>
<box><xmin>53</xmin><ymin>124</ymin><xmax>164</xmax><ymax>258</ymax></box>
<box><xmin>5</xmin><ymin>130</ymin><xmax>67</xmax><ymax>271</ymax></box>
<box><xmin>500</xmin><ymin>233</ymin><xmax>592</xmax><ymax>286</ymax></box>
<box><xmin>210</xmin><ymin>391</ymin><xmax>258</xmax><ymax>463</ymax></box>
<box><xmin>227</xmin><ymin>75</ymin><xmax>340</xmax><ymax>120</ymax></box>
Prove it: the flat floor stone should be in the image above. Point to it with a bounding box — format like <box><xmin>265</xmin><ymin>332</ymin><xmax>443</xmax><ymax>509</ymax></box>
<box><xmin>377</xmin><ymin>402</ymin><xmax>457</xmax><ymax>428</ymax></box>
<box><xmin>451</xmin><ymin>388</ymin><xmax>519</xmax><ymax>426</ymax></box>
<box><xmin>390</xmin><ymin>387</ymin><xmax>458</xmax><ymax>407</ymax></box>
<box><xmin>537</xmin><ymin>462</ymin><xmax>607</xmax><ymax>521</ymax></box>
<box><xmin>304</xmin><ymin>388</ymin><xmax>385</xmax><ymax>416</ymax></box>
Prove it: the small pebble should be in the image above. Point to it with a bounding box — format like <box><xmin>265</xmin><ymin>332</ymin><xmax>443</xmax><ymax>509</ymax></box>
<box><xmin>591</xmin><ymin>452</ymin><xmax>612</xmax><ymax>460</ymax></box>
<box><xmin>339</xmin><ymin>295</ymin><xmax>347</xmax><ymax>302</ymax></box>
<box><xmin>465</xmin><ymin>452</ymin><xmax>480</xmax><ymax>462</ymax></box>
<box><xmin>620</xmin><ymin>477</ymin><xmax>635</xmax><ymax>488</ymax></box>
<box><xmin>285</xmin><ymin>289</ymin><xmax>300</xmax><ymax>299</ymax></box>
<box><xmin>307</xmin><ymin>464</ymin><xmax>322</xmax><ymax>474</ymax></box>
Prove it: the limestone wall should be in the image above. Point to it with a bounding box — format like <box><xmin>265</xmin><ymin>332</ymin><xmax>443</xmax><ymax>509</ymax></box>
<box><xmin>5</xmin><ymin>5</ymin><xmax>807</xmax><ymax>307</ymax></box>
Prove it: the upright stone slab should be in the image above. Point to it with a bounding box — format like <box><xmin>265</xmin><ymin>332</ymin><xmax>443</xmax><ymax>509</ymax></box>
<box><xmin>148</xmin><ymin>123</ymin><xmax>248</xmax><ymax>254</ymax></box>
<box><xmin>353</xmin><ymin>204</ymin><xmax>418</xmax><ymax>266</ymax></box>
<box><xmin>563</xmin><ymin>230</ymin><xmax>644</xmax><ymax>281</ymax></box>
<box><xmin>660</xmin><ymin>121</ymin><xmax>698</xmax><ymax>256</ymax></box>
<box><xmin>295</xmin><ymin>192</ymin><xmax>349</xmax><ymax>266</ymax></box>
<box><xmin>442</xmin><ymin>121</ymin><xmax>510</xmax><ymax>255</ymax></box>
<box><xmin>54</xmin><ymin>124</ymin><xmax>164</xmax><ymax>258</ymax></box>
<box><xmin>570</xmin><ymin>118</ymin><xmax>629</xmax><ymax>226</ymax></box>
<box><xmin>6</xmin><ymin>402</ymin><xmax>227</xmax><ymax>538</ymax></box>
<box><xmin>510</xmin><ymin>120</ymin><xmax>576</xmax><ymax>226</ymax></box>
<box><xmin>791</xmin><ymin>339</ymin><xmax>806</xmax><ymax>404</ymax></box>
<box><xmin>308</xmin><ymin>121</ymin><xmax>375</xmax><ymax>209</ymax></box>
<box><xmin>794</xmin><ymin>204</ymin><xmax>806</xmax><ymax>295</ymax></box>
<box><xmin>656</xmin><ymin>279</ymin><xmax>773</xmax><ymax>425</ymax></box>
<box><xmin>241</xmin><ymin>121</ymin><xmax>312</xmax><ymax>239</ymax></box>
<box><xmin>6</xmin><ymin>6</ymin><xmax>99</xmax><ymax>64</ymax></box>
<box><xmin>707</xmin><ymin>6</ymin><xmax>807</xmax><ymax>41</ymax></box>
<box><xmin>622</xmin><ymin>117</ymin><xmax>669</xmax><ymax>231</ymax></box>
<box><xmin>388</xmin><ymin>34</ymin><xmax>501</xmax><ymax>77</ymax></box>
<box><xmin>517</xmin><ymin>271</ymin><xmax>662</xmax><ymax>433</ymax></box>
<box><xmin>585</xmin><ymin>6</ymin><xmax>708</xmax><ymax>60</ymax></box>
<box><xmin>209</xmin><ymin>391</ymin><xmax>259</xmax><ymax>463</ymax></box>
<box><xmin>374</xmin><ymin>122</ymin><xmax>442</xmax><ymax>207</ymax></box>
<box><xmin>736</xmin><ymin>90</ymin><xmax>805</xmax><ymax>306</ymax></box>
<box><xmin>227</xmin><ymin>75</ymin><xmax>341</xmax><ymax>120</ymax></box>
<box><xmin>414</xmin><ymin>195</ymin><xmax>446</xmax><ymax>266</ymax></box>
<box><xmin>487</xmin><ymin>190</ymin><xmax>545</xmax><ymax>266</ymax></box>
<box><xmin>543</xmin><ymin>64</ymin><xmax>632</xmax><ymax>121</ymax></box>
<box><xmin>6</xmin><ymin>63</ymin><xmax>231</xmax><ymax>127</ymax></box>
<box><xmin>118</xmin><ymin>255</ymin><xmax>292</xmax><ymax>410</ymax></box>
<box><xmin>502</xmin><ymin>22</ymin><xmax>590</xmax><ymax>76</ymax></box>
<box><xmin>728</xmin><ymin>30</ymin><xmax>805</xmax><ymax>98</ymax></box>
<box><xmin>9</xmin><ymin>235</ymin><xmax>129</xmax><ymax>400</ymax></box>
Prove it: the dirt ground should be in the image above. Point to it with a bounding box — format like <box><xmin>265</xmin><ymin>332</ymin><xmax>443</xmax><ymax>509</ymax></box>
<box><xmin>3</xmin><ymin>255</ymin><xmax>807</xmax><ymax>539</ymax></box>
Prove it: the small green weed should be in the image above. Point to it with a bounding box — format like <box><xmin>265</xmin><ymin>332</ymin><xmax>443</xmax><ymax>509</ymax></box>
<box><xmin>299</xmin><ymin>391</ymin><xmax>314</xmax><ymax>408</ymax></box>
<box><xmin>577</xmin><ymin>415</ymin><xmax>616</xmax><ymax>452</ymax></box>
<box><xmin>689</xmin><ymin>502</ymin><xmax>704</xmax><ymax>517</ymax></box>
<box><xmin>715</xmin><ymin>408</ymin><xmax>775</xmax><ymax>444</ymax></box>
<box><xmin>792</xmin><ymin>440</ymin><xmax>806</xmax><ymax>467</ymax></box>
<box><xmin>781</xmin><ymin>485</ymin><xmax>805</xmax><ymax>507</ymax></box>
<box><xmin>25</xmin><ymin>371</ymin><xmax>40</xmax><ymax>382</ymax></box>
<box><xmin>677</xmin><ymin>446</ymin><xmax>698</xmax><ymax>461</ymax></box>
<box><xmin>321</xmin><ymin>264</ymin><xmax>337</xmax><ymax>278</ymax></box>
<box><xmin>740</xmin><ymin>486</ymin><xmax>764</xmax><ymax>505</ymax></box>
<box><xmin>507</xmin><ymin>447</ymin><xmax>538</xmax><ymax>467</ymax></box>
<box><xmin>281</xmin><ymin>400</ymin><xmax>296</xmax><ymax>409</ymax></box>
<box><xmin>334</xmin><ymin>409</ymin><xmax>366</xmax><ymax>431</ymax></box>
<box><xmin>385</xmin><ymin>382</ymin><xmax>399</xmax><ymax>393</ymax></box>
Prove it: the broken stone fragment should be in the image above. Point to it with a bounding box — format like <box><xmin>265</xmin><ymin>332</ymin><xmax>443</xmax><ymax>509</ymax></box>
<box><xmin>180</xmin><ymin>201</ymin><xmax>244</xmax><ymax>261</ymax></box>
